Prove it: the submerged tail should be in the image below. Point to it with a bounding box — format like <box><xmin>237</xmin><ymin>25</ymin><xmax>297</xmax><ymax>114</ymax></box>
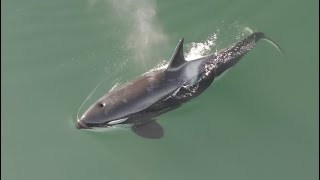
<box><xmin>253</xmin><ymin>32</ymin><xmax>283</xmax><ymax>54</ymax></box>
<box><xmin>213</xmin><ymin>32</ymin><xmax>282</xmax><ymax>76</ymax></box>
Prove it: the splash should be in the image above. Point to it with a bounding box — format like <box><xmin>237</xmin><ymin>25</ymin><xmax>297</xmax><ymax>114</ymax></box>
<box><xmin>184</xmin><ymin>26</ymin><xmax>256</xmax><ymax>61</ymax></box>
<box><xmin>143</xmin><ymin>33</ymin><xmax>220</xmax><ymax>73</ymax></box>
<box><xmin>184</xmin><ymin>33</ymin><xmax>218</xmax><ymax>61</ymax></box>
<box><xmin>143</xmin><ymin>26</ymin><xmax>251</xmax><ymax>74</ymax></box>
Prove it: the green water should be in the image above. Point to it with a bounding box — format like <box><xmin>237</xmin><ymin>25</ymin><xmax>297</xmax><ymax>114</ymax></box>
<box><xmin>2</xmin><ymin>0</ymin><xmax>318</xmax><ymax>179</ymax></box>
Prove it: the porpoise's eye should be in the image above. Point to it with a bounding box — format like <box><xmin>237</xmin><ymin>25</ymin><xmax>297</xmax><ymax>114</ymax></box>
<box><xmin>98</xmin><ymin>103</ymin><xmax>104</xmax><ymax>108</ymax></box>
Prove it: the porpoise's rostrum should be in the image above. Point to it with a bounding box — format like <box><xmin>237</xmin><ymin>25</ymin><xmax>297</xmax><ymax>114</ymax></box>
<box><xmin>76</xmin><ymin>32</ymin><xmax>282</xmax><ymax>139</ymax></box>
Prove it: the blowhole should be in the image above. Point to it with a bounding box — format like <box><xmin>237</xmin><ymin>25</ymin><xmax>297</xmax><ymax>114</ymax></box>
<box><xmin>98</xmin><ymin>103</ymin><xmax>104</xmax><ymax>108</ymax></box>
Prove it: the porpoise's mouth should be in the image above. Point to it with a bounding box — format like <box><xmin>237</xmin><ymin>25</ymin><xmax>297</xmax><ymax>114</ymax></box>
<box><xmin>76</xmin><ymin>120</ymin><xmax>90</xmax><ymax>129</ymax></box>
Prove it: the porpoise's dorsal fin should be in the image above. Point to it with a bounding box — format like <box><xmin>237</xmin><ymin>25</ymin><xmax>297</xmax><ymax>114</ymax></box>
<box><xmin>166</xmin><ymin>38</ymin><xmax>186</xmax><ymax>70</ymax></box>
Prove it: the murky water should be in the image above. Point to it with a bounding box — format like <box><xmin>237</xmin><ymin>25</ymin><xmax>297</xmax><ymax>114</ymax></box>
<box><xmin>2</xmin><ymin>0</ymin><xmax>318</xmax><ymax>179</ymax></box>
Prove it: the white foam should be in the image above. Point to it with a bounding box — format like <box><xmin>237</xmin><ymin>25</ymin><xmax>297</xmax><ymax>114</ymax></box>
<box><xmin>185</xmin><ymin>33</ymin><xmax>218</xmax><ymax>61</ymax></box>
<box><xmin>143</xmin><ymin>33</ymin><xmax>219</xmax><ymax>74</ymax></box>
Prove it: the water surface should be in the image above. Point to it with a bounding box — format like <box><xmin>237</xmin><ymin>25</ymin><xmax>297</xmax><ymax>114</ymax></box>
<box><xmin>2</xmin><ymin>0</ymin><xmax>318</xmax><ymax>179</ymax></box>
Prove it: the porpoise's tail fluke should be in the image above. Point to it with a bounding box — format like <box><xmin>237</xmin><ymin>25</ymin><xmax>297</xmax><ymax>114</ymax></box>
<box><xmin>213</xmin><ymin>31</ymin><xmax>283</xmax><ymax>77</ymax></box>
<box><xmin>254</xmin><ymin>32</ymin><xmax>283</xmax><ymax>55</ymax></box>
